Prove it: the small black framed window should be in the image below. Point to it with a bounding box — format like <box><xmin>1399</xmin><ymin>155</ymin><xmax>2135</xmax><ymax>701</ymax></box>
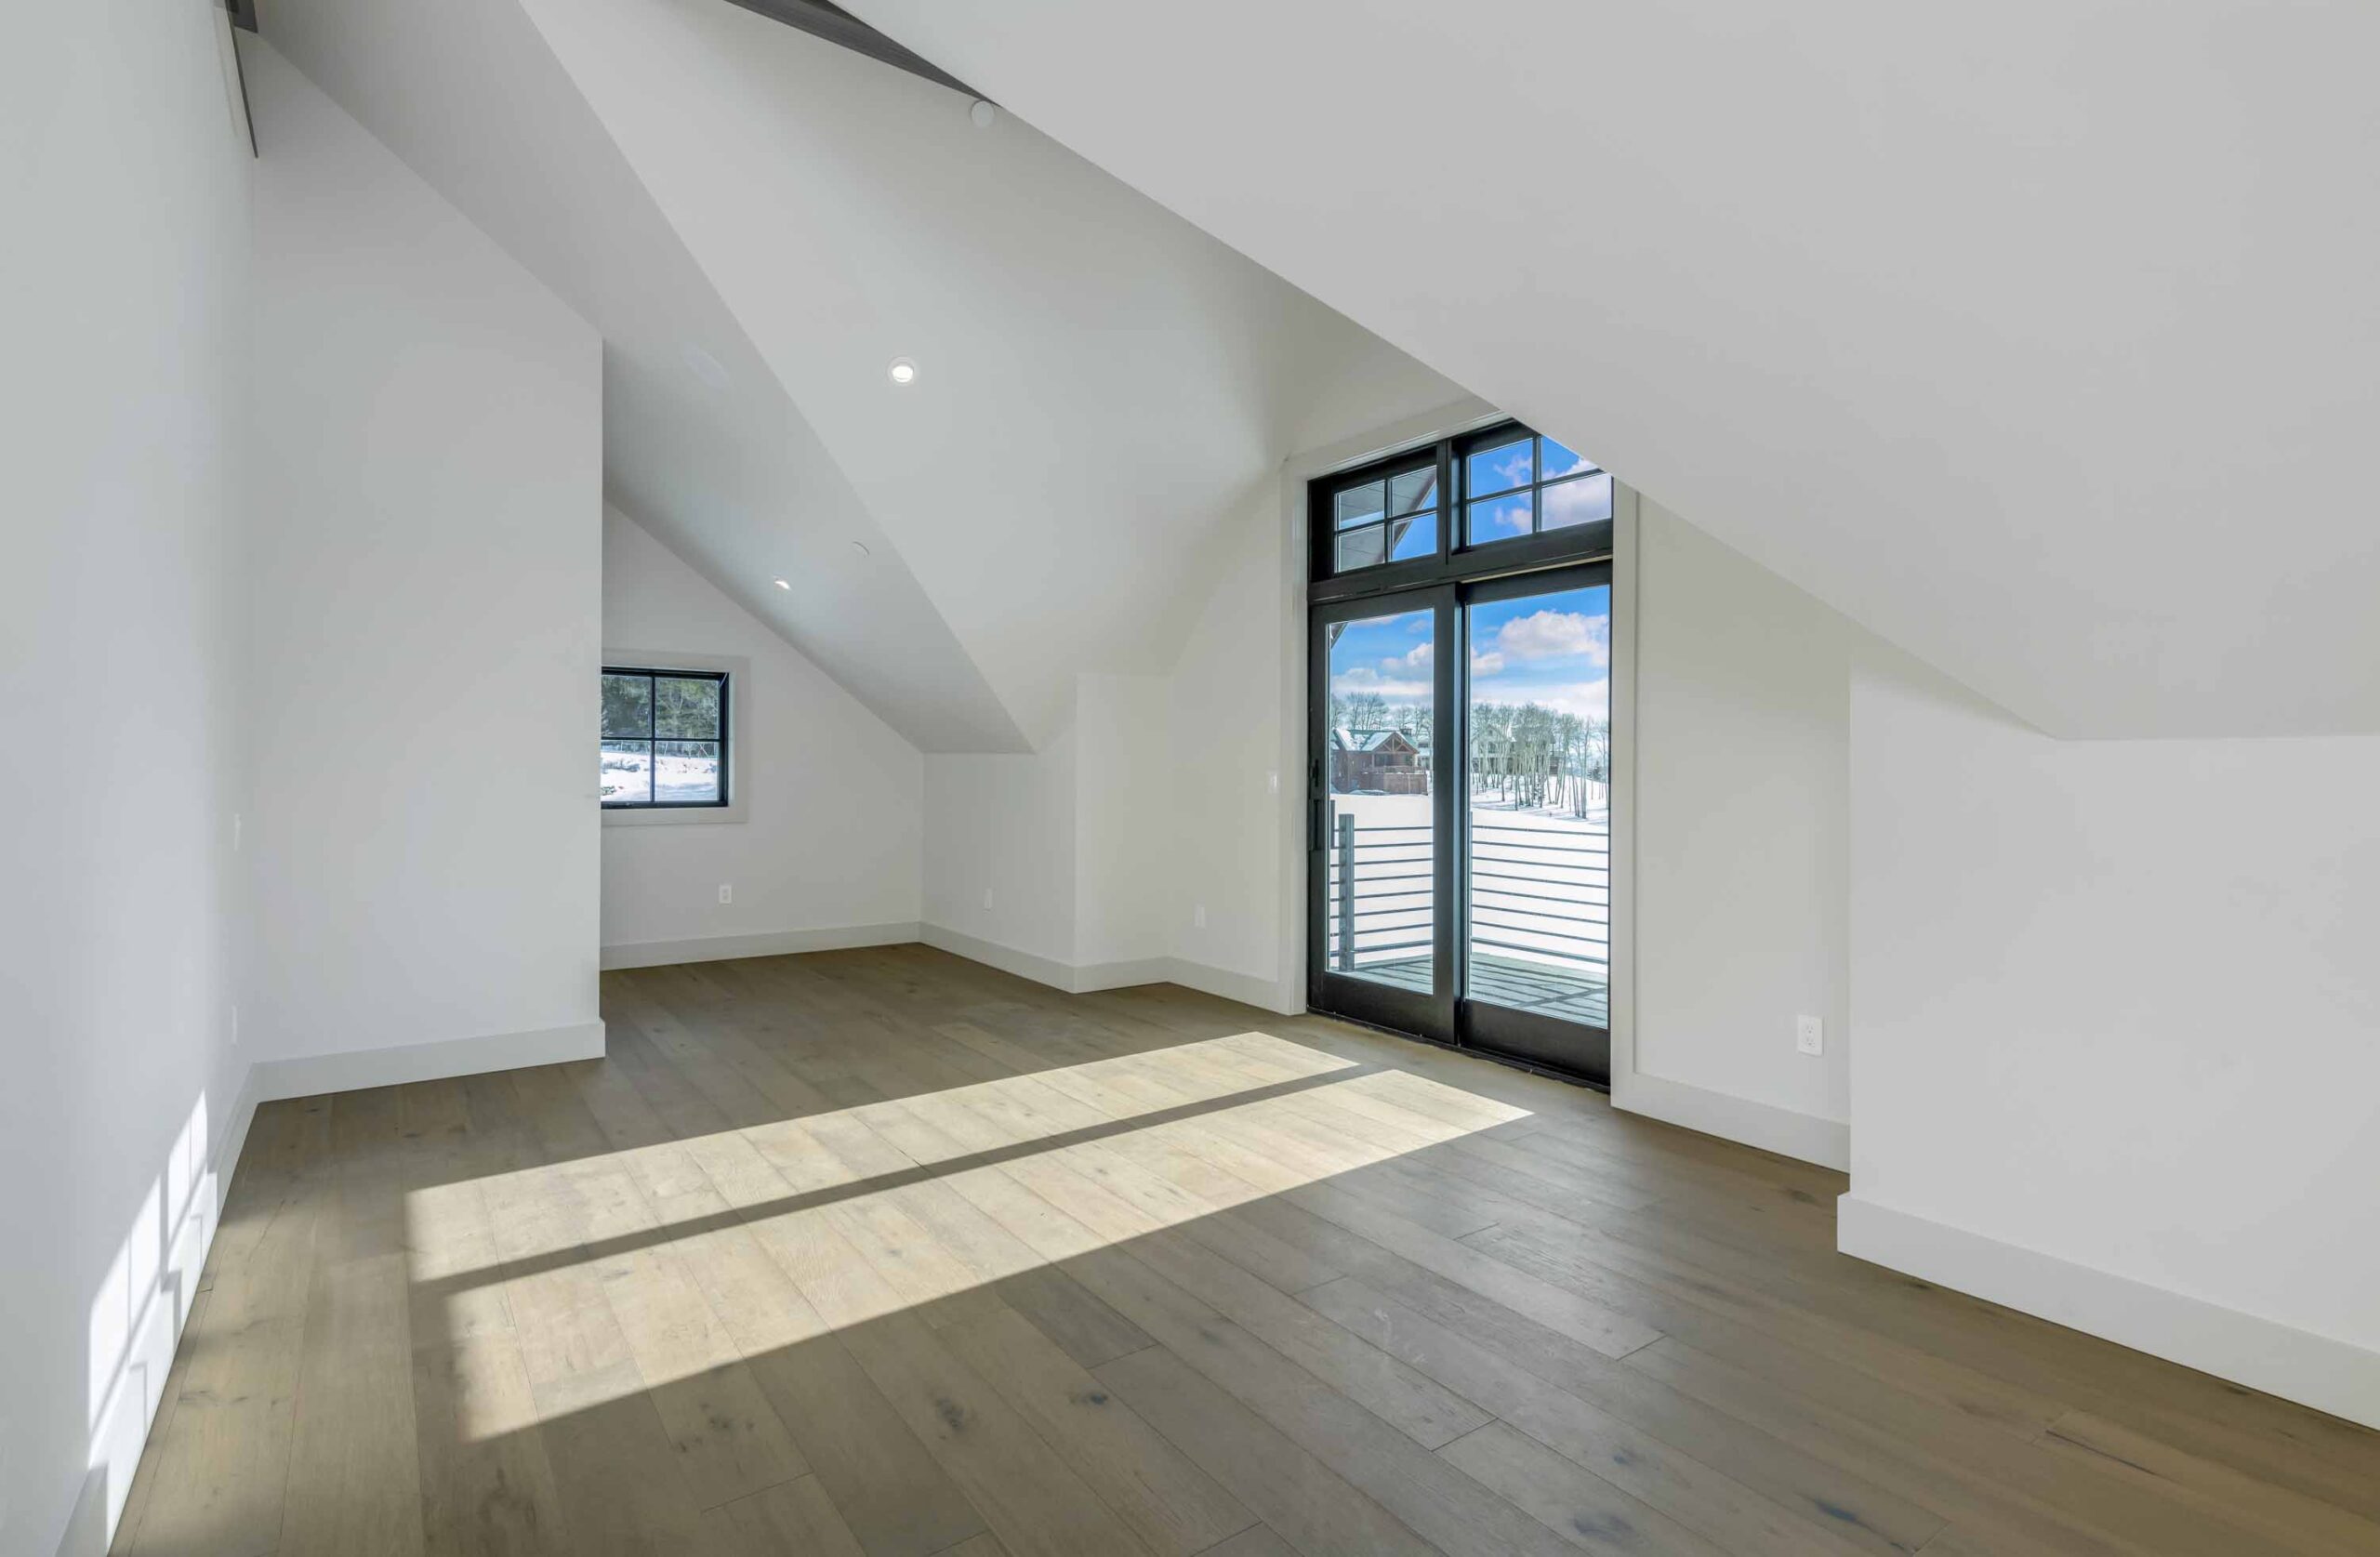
<box><xmin>601</xmin><ymin>666</ymin><xmax>729</xmax><ymax>808</ymax></box>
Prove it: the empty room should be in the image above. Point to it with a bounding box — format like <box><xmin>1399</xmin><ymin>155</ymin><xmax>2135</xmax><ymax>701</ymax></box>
<box><xmin>9</xmin><ymin>2</ymin><xmax>2379</xmax><ymax>1554</ymax></box>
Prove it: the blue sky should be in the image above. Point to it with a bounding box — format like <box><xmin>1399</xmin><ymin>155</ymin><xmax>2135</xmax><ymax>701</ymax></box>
<box><xmin>1329</xmin><ymin>584</ymin><xmax>1610</xmax><ymax>722</ymax></box>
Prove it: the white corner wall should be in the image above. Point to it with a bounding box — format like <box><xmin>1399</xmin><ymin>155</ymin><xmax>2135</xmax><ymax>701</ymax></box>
<box><xmin>1165</xmin><ymin>489</ymin><xmax>1304</xmax><ymax>1008</ymax></box>
<box><xmin>601</xmin><ymin>506</ymin><xmax>923</xmax><ymax>965</ymax></box>
<box><xmin>1620</xmin><ymin>498</ymin><xmax>1861</xmax><ymax>1168</ymax></box>
<box><xmin>1072</xmin><ymin>672</ymin><xmax>1171</xmax><ymax>971</ymax></box>
<box><xmin>920</xmin><ymin>482</ymin><xmax>1306</xmax><ymax>1009</ymax></box>
<box><xmin>244</xmin><ymin>41</ymin><xmax>603</xmax><ymax>1090</ymax></box>
<box><xmin>2</xmin><ymin>5</ymin><xmax>254</xmax><ymax>1554</ymax></box>
<box><xmin>1842</xmin><ymin>647</ymin><xmax>2380</xmax><ymax>1427</ymax></box>
<box><xmin>923</xmin><ymin>724</ymin><xmax>1082</xmax><ymax>981</ymax></box>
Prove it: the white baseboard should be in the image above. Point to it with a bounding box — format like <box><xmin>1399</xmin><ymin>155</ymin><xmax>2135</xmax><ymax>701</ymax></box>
<box><xmin>920</xmin><ymin>923</ymin><xmax>1080</xmax><ymax>990</ymax></box>
<box><xmin>918</xmin><ymin>923</ymin><xmax>1170</xmax><ymax>995</ymax></box>
<box><xmin>1613</xmin><ymin>1069</ymin><xmax>1849</xmax><ymax>1170</ymax></box>
<box><xmin>602</xmin><ymin>921</ymin><xmax>919</xmax><ymax>970</ymax></box>
<box><xmin>1160</xmin><ymin>957</ymin><xmax>1296</xmax><ymax>1014</ymax></box>
<box><xmin>1837</xmin><ymin>1193</ymin><xmax>2380</xmax><ymax>1432</ymax></box>
<box><xmin>247</xmin><ymin>1019</ymin><xmax>606</xmax><ymax>1102</ymax></box>
<box><xmin>919</xmin><ymin>925</ymin><xmax>1293</xmax><ymax>1013</ymax></box>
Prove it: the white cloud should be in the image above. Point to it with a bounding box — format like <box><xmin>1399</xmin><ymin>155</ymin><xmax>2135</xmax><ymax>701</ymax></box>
<box><xmin>1386</xmin><ymin>642</ymin><xmax>1433</xmax><ymax>671</ymax></box>
<box><xmin>1331</xmin><ymin>666</ymin><xmax>1431</xmax><ymax>699</ymax></box>
<box><xmin>1496</xmin><ymin>609</ymin><xmax>1610</xmax><ymax>665</ymax></box>
<box><xmin>1540</xmin><ymin>472</ymin><xmax>1611</xmax><ymax>530</ymax></box>
<box><xmin>1474</xmin><ymin>678</ymin><xmax>1610</xmax><ymax>721</ymax></box>
<box><xmin>1470</xmin><ymin>651</ymin><xmax>1506</xmax><ymax>675</ymax></box>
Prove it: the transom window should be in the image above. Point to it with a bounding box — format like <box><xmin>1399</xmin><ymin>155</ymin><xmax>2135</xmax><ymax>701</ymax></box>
<box><xmin>1459</xmin><ymin>428</ymin><xmax>1611</xmax><ymax>547</ymax></box>
<box><xmin>1312</xmin><ymin>419</ymin><xmax>1614</xmax><ymax>597</ymax></box>
<box><xmin>601</xmin><ymin>666</ymin><xmax>729</xmax><ymax>808</ymax></box>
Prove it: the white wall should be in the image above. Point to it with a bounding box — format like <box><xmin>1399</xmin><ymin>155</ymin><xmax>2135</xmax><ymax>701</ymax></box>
<box><xmin>1072</xmin><ymin>674</ymin><xmax>1171</xmax><ymax>970</ymax></box>
<box><xmin>601</xmin><ymin>506</ymin><xmax>922</xmax><ymax>962</ymax></box>
<box><xmin>244</xmin><ymin>42</ymin><xmax>603</xmax><ymax>1084</ymax></box>
<box><xmin>919</xmin><ymin>475</ymin><xmax>1307</xmax><ymax>1007</ymax></box>
<box><xmin>1166</xmin><ymin>491</ymin><xmax>1302</xmax><ymax>999</ymax></box>
<box><xmin>0</xmin><ymin>4</ymin><xmax>253</xmax><ymax>1553</ymax></box>
<box><xmin>1620</xmin><ymin>499</ymin><xmax>1863</xmax><ymax>1167</ymax></box>
<box><xmin>923</xmin><ymin>727</ymin><xmax>1080</xmax><ymax>977</ymax></box>
<box><xmin>1841</xmin><ymin>648</ymin><xmax>2380</xmax><ymax>1426</ymax></box>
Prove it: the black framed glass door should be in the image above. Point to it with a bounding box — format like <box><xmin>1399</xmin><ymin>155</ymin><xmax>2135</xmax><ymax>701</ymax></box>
<box><xmin>1310</xmin><ymin>589</ymin><xmax>1459</xmax><ymax>1043</ymax></box>
<box><xmin>1307</xmin><ymin>421</ymin><xmax>1613</xmax><ymax>1084</ymax></box>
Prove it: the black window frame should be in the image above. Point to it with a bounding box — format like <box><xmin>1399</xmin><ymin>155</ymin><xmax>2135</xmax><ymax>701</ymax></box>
<box><xmin>600</xmin><ymin>666</ymin><xmax>732</xmax><ymax>810</ymax></box>
<box><xmin>1308</xmin><ymin>419</ymin><xmax>1615</xmax><ymax>605</ymax></box>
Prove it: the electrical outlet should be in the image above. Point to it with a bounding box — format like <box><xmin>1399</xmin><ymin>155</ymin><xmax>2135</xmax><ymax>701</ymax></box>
<box><xmin>983</xmin><ymin>887</ymin><xmax>995</xmax><ymax>910</ymax></box>
<box><xmin>1795</xmin><ymin>1015</ymin><xmax>1825</xmax><ymax>1056</ymax></box>
<box><xmin>1266</xmin><ymin>770</ymin><xmax>1279</xmax><ymax>794</ymax></box>
<box><xmin>231</xmin><ymin>812</ymin><xmax>243</xmax><ymax>852</ymax></box>
<box><xmin>1193</xmin><ymin>904</ymin><xmax>1207</xmax><ymax>930</ymax></box>
<box><xmin>718</xmin><ymin>884</ymin><xmax>733</xmax><ymax>904</ymax></box>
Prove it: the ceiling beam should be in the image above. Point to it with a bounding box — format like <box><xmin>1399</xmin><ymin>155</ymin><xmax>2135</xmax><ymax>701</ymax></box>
<box><xmin>721</xmin><ymin>0</ymin><xmax>978</xmax><ymax>99</ymax></box>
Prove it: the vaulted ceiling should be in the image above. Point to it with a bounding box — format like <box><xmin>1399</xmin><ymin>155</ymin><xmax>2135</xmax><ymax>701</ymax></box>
<box><xmin>846</xmin><ymin>1</ymin><xmax>2380</xmax><ymax>740</ymax></box>
<box><xmin>258</xmin><ymin>0</ymin><xmax>1458</xmax><ymax>752</ymax></box>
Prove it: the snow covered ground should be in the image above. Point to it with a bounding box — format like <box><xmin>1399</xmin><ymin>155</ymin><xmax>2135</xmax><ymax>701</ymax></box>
<box><xmin>600</xmin><ymin>746</ymin><xmax>720</xmax><ymax>804</ymax></box>
<box><xmin>1325</xmin><ymin>786</ymin><xmax>1609</xmax><ymax>1000</ymax></box>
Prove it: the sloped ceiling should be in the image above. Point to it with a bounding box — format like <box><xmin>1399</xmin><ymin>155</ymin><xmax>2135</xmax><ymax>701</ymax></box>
<box><xmin>258</xmin><ymin>0</ymin><xmax>1458</xmax><ymax>752</ymax></box>
<box><xmin>258</xmin><ymin>0</ymin><xmax>1025</xmax><ymax>753</ymax></box>
<box><xmin>846</xmin><ymin>0</ymin><xmax>2380</xmax><ymax>740</ymax></box>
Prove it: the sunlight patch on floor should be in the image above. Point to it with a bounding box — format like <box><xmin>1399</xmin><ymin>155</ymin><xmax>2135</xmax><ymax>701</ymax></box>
<box><xmin>402</xmin><ymin>1030</ymin><xmax>1535</xmax><ymax>1441</ymax></box>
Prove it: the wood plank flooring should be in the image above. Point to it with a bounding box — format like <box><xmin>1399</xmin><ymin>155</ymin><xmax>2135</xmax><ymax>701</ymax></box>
<box><xmin>112</xmin><ymin>946</ymin><xmax>2380</xmax><ymax>1556</ymax></box>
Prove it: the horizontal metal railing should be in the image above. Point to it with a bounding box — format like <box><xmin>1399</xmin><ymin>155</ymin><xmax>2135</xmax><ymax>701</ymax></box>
<box><xmin>1324</xmin><ymin>809</ymin><xmax>1611</xmax><ymax>1005</ymax></box>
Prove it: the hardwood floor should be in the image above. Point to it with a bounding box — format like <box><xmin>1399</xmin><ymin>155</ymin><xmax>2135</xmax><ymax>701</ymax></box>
<box><xmin>112</xmin><ymin>946</ymin><xmax>2380</xmax><ymax>1556</ymax></box>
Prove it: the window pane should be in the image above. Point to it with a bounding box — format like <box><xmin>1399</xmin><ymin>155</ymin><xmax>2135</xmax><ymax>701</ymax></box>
<box><xmin>1538</xmin><ymin>437</ymin><xmax>1597</xmax><ymax>481</ymax></box>
<box><xmin>1466</xmin><ymin>582</ymin><xmax>1612</xmax><ymax>1027</ymax></box>
<box><xmin>1464</xmin><ymin>437</ymin><xmax>1533</xmax><ymax>498</ymax></box>
<box><xmin>1334</xmin><ymin>481</ymin><xmax>1386</xmax><ymax>530</ymax></box>
<box><xmin>1387</xmin><ymin>510</ymin><xmax>1436</xmax><ymax>561</ymax></box>
<box><xmin>601</xmin><ymin>674</ymin><xmax>651</xmax><ymax>738</ymax></box>
<box><xmin>654</xmin><ymin>676</ymin><xmax>721</xmax><ymax>739</ymax></box>
<box><xmin>601</xmin><ymin>739</ymin><xmax>652</xmax><ymax>804</ymax></box>
<box><xmin>655</xmin><ymin>741</ymin><xmax>721</xmax><ymax>803</ymax></box>
<box><xmin>1465</xmin><ymin>493</ymin><xmax>1533</xmax><ymax>544</ymax></box>
<box><xmin>1325</xmin><ymin>607</ymin><xmax>1434</xmax><ymax>991</ymax></box>
<box><xmin>1387</xmin><ymin>467</ymin><xmax>1437</xmax><ymax>516</ymax></box>
<box><xmin>1335</xmin><ymin>524</ymin><xmax>1385</xmax><ymax>571</ymax></box>
<box><xmin>1540</xmin><ymin>472</ymin><xmax>1613</xmax><ymax>530</ymax></box>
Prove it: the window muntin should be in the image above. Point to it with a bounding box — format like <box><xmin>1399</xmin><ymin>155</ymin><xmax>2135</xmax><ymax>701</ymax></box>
<box><xmin>1326</xmin><ymin>455</ymin><xmax>1441</xmax><ymax>577</ymax></box>
<box><xmin>1316</xmin><ymin>422</ymin><xmax>1609</xmax><ymax>584</ymax></box>
<box><xmin>1461</xmin><ymin>432</ymin><xmax>1610</xmax><ymax>548</ymax></box>
<box><xmin>601</xmin><ymin>667</ymin><xmax>729</xmax><ymax>808</ymax></box>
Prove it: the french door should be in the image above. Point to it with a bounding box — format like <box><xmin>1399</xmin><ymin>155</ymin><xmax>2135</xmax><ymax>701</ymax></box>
<box><xmin>1306</xmin><ymin>422</ymin><xmax>1614</xmax><ymax>1083</ymax></box>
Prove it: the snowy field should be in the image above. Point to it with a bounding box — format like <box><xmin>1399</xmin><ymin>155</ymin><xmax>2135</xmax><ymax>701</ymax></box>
<box><xmin>1325</xmin><ymin>787</ymin><xmax>1609</xmax><ymax>998</ymax></box>
<box><xmin>600</xmin><ymin>746</ymin><xmax>720</xmax><ymax>804</ymax></box>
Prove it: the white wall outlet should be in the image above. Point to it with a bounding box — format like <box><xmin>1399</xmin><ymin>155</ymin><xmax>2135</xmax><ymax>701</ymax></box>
<box><xmin>1194</xmin><ymin>904</ymin><xmax>1207</xmax><ymax>930</ymax></box>
<box><xmin>1795</xmin><ymin>1014</ymin><xmax>1825</xmax><ymax>1056</ymax></box>
<box><xmin>231</xmin><ymin>812</ymin><xmax>243</xmax><ymax>852</ymax></box>
<box><xmin>1266</xmin><ymin>770</ymin><xmax>1279</xmax><ymax>794</ymax></box>
<box><xmin>982</xmin><ymin>887</ymin><xmax>995</xmax><ymax>910</ymax></box>
<box><xmin>718</xmin><ymin>883</ymin><xmax>733</xmax><ymax>904</ymax></box>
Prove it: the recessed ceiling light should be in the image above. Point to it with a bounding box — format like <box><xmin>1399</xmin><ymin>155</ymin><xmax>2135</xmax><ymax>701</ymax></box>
<box><xmin>887</xmin><ymin>357</ymin><xmax>918</xmax><ymax>386</ymax></box>
<box><xmin>773</xmin><ymin>577</ymin><xmax>791</xmax><ymax>590</ymax></box>
<box><xmin>969</xmin><ymin>99</ymin><xmax>998</xmax><ymax>129</ymax></box>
